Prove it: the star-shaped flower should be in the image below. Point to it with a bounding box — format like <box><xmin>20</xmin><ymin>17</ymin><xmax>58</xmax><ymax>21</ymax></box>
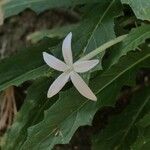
<box><xmin>43</xmin><ymin>32</ymin><xmax>99</xmax><ymax>101</ymax></box>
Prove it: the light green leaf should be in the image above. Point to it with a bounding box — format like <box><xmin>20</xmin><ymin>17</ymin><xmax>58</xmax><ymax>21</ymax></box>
<box><xmin>92</xmin><ymin>86</ymin><xmax>150</xmax><ymax>150</ymax></box>
<box><xmin>27</xmin><ymin>24</ymin><xmax>79</xmax><ymax>43</ymax></box>
<box><xmin>121</xmin><ymin>0</ymin><xmax>150</xmax><ymax>21</ymax></box>
<box><xmin>19</xmin><ymin>48</ymin><xmax>150</xmax><ymax>150</ymax></box>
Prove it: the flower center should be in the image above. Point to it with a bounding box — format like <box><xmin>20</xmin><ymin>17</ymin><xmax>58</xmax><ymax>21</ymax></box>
<box><xmin>68</xmin><ymin>66</ymin><xmax>74</xmax><ymax>71</ymax></box>
<box><xmin>65</xmin><ymin>66</ymin><xmax>74</xmax><ymax>73</ymax></box>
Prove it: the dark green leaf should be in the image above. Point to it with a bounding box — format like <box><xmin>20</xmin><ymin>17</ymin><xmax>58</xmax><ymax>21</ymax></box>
<box><xmin>1</xmin><ymin>0</ymin><xmax>100</xmax><ymax>20</ymax></box>
<box><xmin>19</xmin><ymin>48</ymin><xmax>150</xmax><ymax>150</ymax></box>
<box><xmin>0</xmin><ymin>39</ymin><xmax>59</xmax><ymax>92</ymax></box>
<box><xmin>106</xmin><ymin>24</ymin><xmax>150</xmax><ymax>67</ymax></box>
<box><xmin>1</xmin><ymin>78</ymin><xmax>56</xmax><ymax>150</ymax></box>
<box><xmin>92</xmin><ymin>86</ymin><xmax>150</xmax><ymax>150</ymax></box>
<box><xmin>131</xmin><ymin>112</ymin><xmax>150</xmax><ymax>150</ymax></box>
<box><xmin>0</xmin><ymin>0</ymin><xmax>121</xmax><ymax>92</ymax></box>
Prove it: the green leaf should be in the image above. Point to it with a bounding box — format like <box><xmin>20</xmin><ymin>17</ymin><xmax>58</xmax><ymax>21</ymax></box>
<box><xmin>27</xmin><ymin>24</ymin><xmax>79</xmax><ymax>43</ymax></box>
<box><xmin>19</xmin><ymin>48</ymin><xmax>150</xmax><ymax>150</ymax></box>
<box><xmin>106</xmin><ymin>24</ymin><xmax>150</xmax><ymax>67</ymax></box>
<box><xmin>0</xmin><ymin>38</ymin><xmax>59</xmax><ymax>92</ymax></box>
<box><xmin>92</xmin><ymin>86</ymin><xmax>150</xmax><ymax>150</ymax></box>
<box><xmin>1</xmin><ymin>1</ymin><xmax>124</xmax><ymax>149</ymax></box>
<box><xmin>72</xmin><ymin>0</ymin><xmax>122</xmax><ymax>56</ymax></box>
<box><xmin>1</xmin><ymin>78</ymin><xmax>56</xmax><ymax>150</ymax></box>
<box><xmin>1</xmin><ymin>0</ymin><xmax>100</xmax><ymax>21</ymax></box>
<box><xmin>131</xmin><ymin>112</ymin><xmax>150</xmax><ymax>150</ymax></box>
<box><xmin>0</xmin><ymin>0</ymin><xmax>121</xmax><ymax>92</ymax></box>
<box><xmin>121</xmin><ymin>0</ymin><xmax>150</xmax><ymax>21</ymax></box>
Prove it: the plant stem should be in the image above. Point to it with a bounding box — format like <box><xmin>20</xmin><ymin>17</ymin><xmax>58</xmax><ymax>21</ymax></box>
<box><xmin>80</xmin><ymin>34</ymin><xmax>128</xmax><ymax>60</ymax></box>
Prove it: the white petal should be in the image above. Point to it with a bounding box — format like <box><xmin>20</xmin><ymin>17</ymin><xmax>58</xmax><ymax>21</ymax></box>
<box><xmin>62</xmin><ymin>32</ymin><xmax>73</xmax><ymax>65</ymax></box>
<box><xmin>47</xmin><ymin>72</ymin><xmax>70</xmax><ymax>98</ymax></box>
<box><xmin>43</xmin><ymin>52</ymin><xmax>68</xmax><ymax>72</ymax></box>
<box><xmin>73</xmin><ymin>59</ymin><xmax>99</xmax><ymax>73</ymax></box>
<box><xmin>70</xmin><ymin>72</ymin><xmax>97</xmax><ymax>101</ymax></box>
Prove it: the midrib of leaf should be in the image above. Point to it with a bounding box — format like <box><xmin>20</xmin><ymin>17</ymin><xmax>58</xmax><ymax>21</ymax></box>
<box><xmin>96</xmin><ymin>53</ymin><xmax>150</xmax><ymax>94</ymax></box>
<box><xmin>0</xmin><ymin>65</ymin><xmax>47</xmax><ymax>91</ymax></box>
<box><xmin>115</xmin><ymin>95</ymin><xmax>150</xmax><ymax>150</ymax></box>
<box><xmin>31</xmin><ymin>100</ymin><xmax>88</xmax><ymax>147</ymax></box>
<box><xmin>5</xmin><ymin>79</ymin><xmax>54</xmax><ymax>150</ymax></box>
<box><xmin>16</xmin><ymin>100</ymin><xmax>51</xmax><ymax>150</ymax></box>
<box><xmin>30</xmin><ymin>51</ymin><xmax>150</xmax><ymax>148</ymax></box>
<box><xmin>83</xmin><ymin>0</ymin><xmax>115</xmax><ymax>53</ymax></box>
<box><xmin>61</xmin><ymin>52</ymin><xmax>150</xmax><ymax>135</ymax></box>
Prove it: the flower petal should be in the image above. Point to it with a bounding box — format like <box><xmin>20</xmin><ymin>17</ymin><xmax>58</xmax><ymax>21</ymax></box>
<box><xmin>47</xmin><ymin>72</ymin><xmax>70</xmax><ymax>98</ymax></box>
<box><xmin>43</xmin><ymin>52</ymin><xmax>68</xmax><ymax>72</ymax></box>
<box><xmin>70</xmin><ymin>72</ymin><xmax>97</xmax><ymax>101</ymax></box>
<box><xmin>62</xmin><ymin>32</ymin><xmax>73</xmax><ymax>65</ymax></box>
<box><xmin>73</xmin><ymin>59</ymin><xmax>99</xmax><ymax>73</ymax></box>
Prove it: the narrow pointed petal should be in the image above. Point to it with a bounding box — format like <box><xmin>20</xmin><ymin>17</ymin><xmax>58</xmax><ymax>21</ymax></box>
<box><xmin>70</xmin><ymin>72</ymin><xmax>97</xmax><ymax>101</ymax></box>
<box><xmin>73</xmin><ymin>59</ymin><xmax>99</xmax><ymax>73</ymax></box>
<box><xmin>47</xmin><ymin>72</ymin><xmax>70</xmax><ymax>98</ymax></box>
<box><xmin>43</xmin><ymin>52</ymin><xmax>68</xmax><ymax>72</ymax></box>
<box><xmin>62</xmin><ymin>32</ymin><xmax>73</xmax><ymax>65</ymax></box>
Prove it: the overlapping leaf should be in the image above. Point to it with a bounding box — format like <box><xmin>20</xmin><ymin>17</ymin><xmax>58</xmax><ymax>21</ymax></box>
<box><xmin>106</xmin><ymin>24</ymin><xmax>150</xmax><ymax>67</ymax></box>
<box><xmin>0</xmin><ymin>0</ymin><xmax>122</xmax><ymax>92</ymax></box>
<box><xmin>17</xmin><ymin>48</ymin><xmax>150</xmax><ymax>150</ymax></box>
<box><xmin>1</xmin><ymin>78</ymin><xmax>55</xmax><ymax>149</ymax></box>
<box><xmin>1</xmin><ymin>1</ymin><xmax>125</xmax><ymax>149</ymax></box>
<box><xmin>92</xmin><ymin>86</ymin><xmax>150</xmax><ymax>150</ymax></box>
<box><xmin>121</xmin><ymin>0</ymin><xmax>150</xmax><ymax>21</ymax></box>
<box><xmin>0</xmin><ymin>38</ymin><xmax>59</xmax><ymax>92</ymax></box>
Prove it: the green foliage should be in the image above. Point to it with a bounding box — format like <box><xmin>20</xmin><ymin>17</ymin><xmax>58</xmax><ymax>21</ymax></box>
<box><xmin>3</xmin><ymin>48</ymin><xmax>150</xmax><ymax>150</ymax></box>
<box><xmin>1</xmin><ymin>0</ymin><xmax>100</xmax><ymax>19</ymax></box>
<box><xmin>1</xmin><ymin>78</ymin><xmax>55</xmax><ymax>150</ymax></box>
<box><xmin>0</xmin><ymin>39</ymin><xmax>59</xmax><ymax>91</ymax></box>
<box><xmin>27</xmin><ymin>24</ymin><xmax>79</xmax><ymax>43</ymax></box>
<box><xmin>107</xmin><ymin>24</ymin><xmax>150</xmax><ymax>66</ymax></box>
<box><xmin>0</xmin><ymin>0</ymin><xmax>150</xmax><ymax>150</ymax></box>
<box><xmin>92</xmin><ymin>86</ymin><xmax>150</xmax><ymax>150</ymax></box>
<box><xmin>131</xmin><ymin>112</ymin><xmax>150</xmax><ymax>150</ymax></box>
<box><xmin>121</xmin><ymin>0</ymin><xmax>150</xmax><ymax>21</ymax></box>
<box><xmin>0</xmin><ymin>0</ymin><xmax>122</xmax><ymax>92</ymax></box>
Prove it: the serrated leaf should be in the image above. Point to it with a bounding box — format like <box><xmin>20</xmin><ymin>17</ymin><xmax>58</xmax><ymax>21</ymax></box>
<box><xmin>0</xmin><ymin>0</ymin><xmax>121</xmax><ymax>92</ymax></box>
<box><xmin>121</xmin><ymin>0</ymin><xmax>150</xmax><ymax>21</ymax></box>
<box><xmin>19</xmin><ymin>48</ymin><xmax>150</xmax><ymax>150</ymax></box>
<box><xmin>72</xmin><ymin>0</ymin><xmax>122</xmax><ymax>55</ymax></box>
<box><xmin>0</xmin><ymin>38</ymin><xmax>59</xmax><ymax>92</ymax></box>
<box><xmin>0</xmin><ymin>0</ymin><xmax>100</xmax><ymax>24</ymax></box>
<box><xmin>1</xmin><ymin>78</ymin><xmax>56</xmax><ymax>150</ymax></box>
<box><xmin>106</xmin><ymin>24</ymin><xmax>150</xmax><ymax>67</ymax></box>
<box><xmin>92</xmin><ymin>86</ymin><xmax>150</xmax><ymax>150</ymax></box>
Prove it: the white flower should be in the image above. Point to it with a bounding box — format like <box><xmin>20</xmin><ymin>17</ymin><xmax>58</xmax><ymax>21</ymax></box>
<box><xmin>43</xmin><ymin>32</ymin><xmax>99</xmax><ymax>101</ymax></box>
